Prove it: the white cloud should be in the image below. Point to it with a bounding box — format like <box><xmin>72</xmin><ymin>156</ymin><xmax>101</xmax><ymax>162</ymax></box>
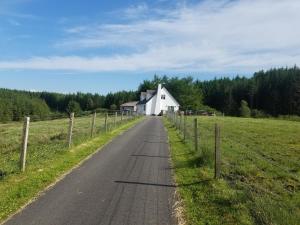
<box><xmin>1</xmin><ymin>0</ymin><xmax>300</xmax><ymax>73</ymax></box>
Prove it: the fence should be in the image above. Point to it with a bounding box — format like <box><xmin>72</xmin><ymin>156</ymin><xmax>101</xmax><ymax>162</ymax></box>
<box><xmin>167</xmin><ymin>110</ymin><xmax>300</xmax><ymax>181</ymax></box>
<box><xmin>166</xmin><ymin>110</ymin><xmax>300</xmax><ymax>223</ymax></box>
<box><xmin>166</xmin><ymin>111</ymin><xmax>221</xmax><ymax>179</ymax></box>
<box><xmin>0</xmin><ymin>110</ymin><xmax>139</xmax><ymax>174</ymax></box>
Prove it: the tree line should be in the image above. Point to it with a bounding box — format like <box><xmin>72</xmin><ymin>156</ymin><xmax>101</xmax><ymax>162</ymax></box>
<box><xmin>0</xmin><ymin>89</ymin><xmax>137</xmax><ymax>122</ymax></box>
<box><xmin>0</xmin><ymin>66</ymin><xmax>299</xmax><ymax>122</ymax></box>
<box><xmin>138</xmin><ymin>66</ymin><xmax>300</xmax><ymax>117</ymax></box>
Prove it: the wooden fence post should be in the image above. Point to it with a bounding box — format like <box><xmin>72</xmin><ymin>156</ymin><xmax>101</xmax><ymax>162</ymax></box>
<box><xmin>121</xmin><ymin>111</ymin><xmax>123</xmax><ymax>121</ymax></box>
<box><xmin>20</xmin><ymin>116</ymin><xmax>30</xmax><ymax>172</ymax></box>
<box><xmin>180</xmin><ymin>112</ymin><xmax>183</xmax><ymax>132</ymax></box>
<box><xmin>194</xmin><ymin>118</ymin><xmax>198</xmax><ymax>152</ymax></box>
<box><xmin>114</xmin><ymin>112</ymin><xmax>117</xmax><ymax>128</ymax></box>
<box><xmin>214</xmin><ymin>124</ymin><xmax>221</xmax><ymax>179</ymax></box>
<box><xmin>105</xmin><ymin>113</ymin><xmax>108</xmax><ymax>133</ymax></box>
<box><xmin>90</xmin><ymin>112</ymin><xmax>96</xmax><ymax>138</ymax></box>
<box><xmin>67</xmin><ymin>113</ymin><xmax>74</xmax><ymax>148</ymax></box>
<box><xmin>183</xmin><ymin>113</ymin><xmax>187</xmax><ymax>141</ymax></box>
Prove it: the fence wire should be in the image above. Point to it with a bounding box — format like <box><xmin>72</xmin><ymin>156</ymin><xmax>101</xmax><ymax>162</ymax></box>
<box><xmin>0</xmin><ymin>110</ymin><xmax>139</xmax><ymax>175</ymax></box>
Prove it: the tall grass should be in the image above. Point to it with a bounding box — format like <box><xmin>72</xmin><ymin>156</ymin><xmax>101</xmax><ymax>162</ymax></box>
<box><xmin>0</xmin><ymin>112</ymin><xmax>142</xmax><ymax>222</ymax></box>
<box><xmin>166</xmin><ymin>114</ymin><xmax>300</xmax><ymax>225</ymax></box>
<box><xmin>0</xmin><ymin>112</ymin><xmax>133</xmax><ymax>179</ymax></box>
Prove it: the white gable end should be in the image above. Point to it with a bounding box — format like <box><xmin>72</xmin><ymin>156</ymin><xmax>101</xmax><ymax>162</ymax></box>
<box><xmin>137</xmin><ymin>84</ymin><xmax>180</xmax><ymax>115</ymax></box>
<box><xmin>159</xmin><ymin>87</ymin><xmax>179</xmax><ymax>112</ymax></box>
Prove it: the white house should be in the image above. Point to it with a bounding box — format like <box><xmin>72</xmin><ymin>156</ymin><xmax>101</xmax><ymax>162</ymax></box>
<box><xmin>137</xmin><ymin>84</ymin><xmax>180</xmax><ymax>115</ymax></box>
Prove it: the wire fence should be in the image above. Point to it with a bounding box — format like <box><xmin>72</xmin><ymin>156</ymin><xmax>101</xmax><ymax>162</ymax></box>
<box><xmin>0</xmin><ymin>110</ymin><xmax>140</xmax><ymax>175</ymax></box>
<box><xmin>166</xmin><ymin>110</ymin><xmax>300</xmax><ymax>220</ymax></box>
<box><xmin>166</xmin><ymin>111</ymin><xmax>221</xmax><ymax>178</ymax></box>
<box><xmin>166</xmin><ymin>111</ymin><xmax>300</xmax><ymax>182</ymax></box>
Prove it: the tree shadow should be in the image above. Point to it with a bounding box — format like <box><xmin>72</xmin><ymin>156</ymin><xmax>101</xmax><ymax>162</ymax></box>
<box><xmin>144</xmin><ymin>140</ymin><xmax>169</xmax><ymax>144</ymax></box>
<box><xmin>115</xmin><ymin>180</ymin><xmax>212</xmax><ymax>188</ymax></box>
<box><xmin>114</xmin><ymin>179</ymin><xmax>212</xmax><ymax>188</ymax></box>
<box><xmin>131</xmin><ymin>154</ymin><xmax>170</xmax><ymax>159</ymax></box>
<box><xmin>115</xmin><ymin>180</ymin><xmax>176</xmax><ymax>188</ymax></box>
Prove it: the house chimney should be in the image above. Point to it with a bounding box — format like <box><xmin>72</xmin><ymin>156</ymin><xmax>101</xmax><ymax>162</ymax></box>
<box><xmin>154</xmin><ymin>84</ymin><xmax>162</xmax><ymax>115</ymax></box>
<box><xmin>158</xmin><ymin>83</ymin><xmax>162</xmax><ymax>91</ymax></box>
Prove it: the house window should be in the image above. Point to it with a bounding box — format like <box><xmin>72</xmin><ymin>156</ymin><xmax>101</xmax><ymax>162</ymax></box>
<box><xmin>144</xmin><ymin>105</ymin><xmax>146</xmax><ymax>111</ymax></box>
<box><xmin>161</xmin><ymin>94</ymin><xmax>166</xmax><ymax>100</ymax></box>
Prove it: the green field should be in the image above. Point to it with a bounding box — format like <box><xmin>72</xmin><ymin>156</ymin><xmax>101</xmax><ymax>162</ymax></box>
<box><xmin>164</xmin><ymin>116</ymin><xmax>300</xmax><ymax>225</ymax></box>
<box><xmin>0</xmin><ymin>113</ymin><xmax>141</xmax><ymax>222</ymax></box>
<box><xmin>0</xmin><ymin>113</ymin><xmax>132</xmax><ymax>174</ymax></box>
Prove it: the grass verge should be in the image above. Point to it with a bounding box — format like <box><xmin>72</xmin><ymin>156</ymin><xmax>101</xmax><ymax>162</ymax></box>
<box><xmin>164</xmin><ymin>116</ymin><xmax>300</xmax><ymax>225</ymax></box>
<box><xmin>0</xmin><ymin>117</ymin><xmax>144</xmax><ymax>223</ymax></box>
<box><xmin>164</xmin><ymin>118</ymin><xmax>253</xmax><ymax>225</ymax></box>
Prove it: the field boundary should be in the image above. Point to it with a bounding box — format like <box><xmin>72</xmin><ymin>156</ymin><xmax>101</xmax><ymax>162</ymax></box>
<box><xmin>0</xmin><ymin>116</ymin><xmax>144</xmax><ymax>224</ymax></box>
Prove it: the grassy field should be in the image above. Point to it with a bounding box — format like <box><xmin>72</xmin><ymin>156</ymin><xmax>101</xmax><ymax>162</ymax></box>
<box><xmin>164</xmin><ymin>116</ymin><xmax>300</xmax><ymax>225</ymax></box>
<box><xmin>0</xmin><ymin>113</ymin><xmax>142</xmax><ymax>222</ymax></box>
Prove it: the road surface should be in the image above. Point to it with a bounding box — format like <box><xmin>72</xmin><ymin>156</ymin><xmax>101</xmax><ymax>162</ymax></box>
<box><xmin>5</xmin><ymin>117</ymin><xmax>176</xmax><ymax>225</ymax></box>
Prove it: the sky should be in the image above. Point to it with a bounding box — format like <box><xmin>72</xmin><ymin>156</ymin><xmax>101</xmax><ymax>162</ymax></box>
<box><xmin>0</xmin><ymin>0</ymin><xmax>299</xmax><ymax>94</ymax></box>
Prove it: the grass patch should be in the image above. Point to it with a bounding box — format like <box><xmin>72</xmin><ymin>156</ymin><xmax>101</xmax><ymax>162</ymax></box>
<box><xmin>164</xmin><ymin>116</ymin><xmax>300</xmax><ymax>225</ymax></box>
<box><xmin>0</xmin><ymin>116</ymin><xmax>143</xmax><ymax>223</ymax></box>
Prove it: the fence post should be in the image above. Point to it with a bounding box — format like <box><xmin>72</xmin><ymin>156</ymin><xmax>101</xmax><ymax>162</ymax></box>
<box><xmin>180</xmin><ymin>112</ymin><xmax>183</xmax><ymax>132</ymax></box>
<box><xmin>121</xmin><ymin>111</ymin><xmax>123</xmax><ymax>121</ymax></box>
<box><xmin>90</xmin><ymin>112</ymin><xmax>96</xmax><ymax>138</ymax></box>
<box><xmin>214</xmin><ymin>124</ymin><xmax>221</xmax><ymax>179</ymax></box>
<box><xmin>67</xmin><ymin>113</ymin><xmax>74</xmax><ymax>148</ymax></box>
<box><xmin>114</xmin><ymin>112</ymin><xmax>117</xmax><ymax>128</ymax></box>
<box><xmin>194</xmin><ymin>118</ymin><xmax>198</xmax><ymax>152</ymax></box>
<box><xmin>184</xmin><ymin>113</ymin><xmax>187</xmax><ymax>141</ymax></box>
<box><xmin>20</xmin><ymin>116</ymin><xmax>30</xmax><ymax>172</ymax></box>
<box><xmin>105</xmin><ymin>113</ymin><xmax>108</xmax><ymax>133</ymax></box>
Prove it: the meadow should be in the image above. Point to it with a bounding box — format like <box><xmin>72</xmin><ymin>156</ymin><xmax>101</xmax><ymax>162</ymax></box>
<box><xmin>165</xmin><ymin>116</ymin><xmax>300</xmax><ymax>225</ymax></box>
<box><xmin>0</xmin><ymin>112</ymin><xmax>141</xmax><ymax>222</ymax></box>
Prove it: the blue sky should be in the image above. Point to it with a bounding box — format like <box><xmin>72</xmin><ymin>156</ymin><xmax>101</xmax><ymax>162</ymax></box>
<box><xmin>0</xmin><ymin>0</ymin><xmax>299</xmax><ymax>94</ymax></box>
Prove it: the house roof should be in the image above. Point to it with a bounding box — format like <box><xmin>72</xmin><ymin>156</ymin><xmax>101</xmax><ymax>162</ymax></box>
<box><xmin>120</xmin><ymin>101</ymin><xmax>138</xmax><ymax>107</ymax></box>
<box><xmin>137</xmin><ymin>91</ymin><xmax>157</xmax><ymax>105</ymax></box>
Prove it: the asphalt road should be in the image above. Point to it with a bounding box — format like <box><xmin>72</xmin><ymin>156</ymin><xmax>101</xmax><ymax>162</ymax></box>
<box><xmin>5</xmin><ymin>117</ymin><xmax>176</xmax><ymax>225</ymax></box>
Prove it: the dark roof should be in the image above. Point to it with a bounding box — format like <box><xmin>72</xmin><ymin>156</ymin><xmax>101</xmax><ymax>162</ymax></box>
<box><xmin>137</xmin><ymin>91</ymin><xmax>157</xmax><ymax>105</ymax></box>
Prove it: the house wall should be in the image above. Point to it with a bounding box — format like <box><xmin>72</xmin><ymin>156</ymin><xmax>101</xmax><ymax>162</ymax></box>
<box><xmin>159</xmin><ymin>87</ymin><xmax>179</xmax><ymax>113</ymax></box>
<box><xmin>137</xmin><ymin>104</ymin><xmax>145</xmax><ymax>114</ymax></box>
<box><xmin>137</xmin><ymin>85</ymin><xmax>180</xmax><ymax>116</ymax></box>
<box><xmin>146</xmin><ymin>97</ymin><xmax>155</xmax><ymax>115</ymax></box>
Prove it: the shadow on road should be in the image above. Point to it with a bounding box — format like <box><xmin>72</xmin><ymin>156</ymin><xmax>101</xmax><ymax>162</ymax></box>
<box><xmin>131</xmin><ymin>154</ymin><xmax>170</xmax><ymax>158</ymax></box>
<box><xmin>115</xmin><ymin>180</ymin><xmax>176</xmax><ymax>188</ymax></box>
<box><xmin>114</xmin><ymin>180</ymin><xmax>211</xmax><ymax>188</ymax></box>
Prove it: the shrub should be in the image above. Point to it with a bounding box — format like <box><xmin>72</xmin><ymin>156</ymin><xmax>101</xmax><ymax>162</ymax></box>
<box><xmin>239</xmin><ymin>100</ymin><xmax>251</xmax><ymax>117</ymax></box>
<box><xmin>66</xmin><ymin>100</ymin><xmax>82</xmax><ymax>115</ymax></box>
<box><xmin>251</xmin><ymin>109</ymin><xmax>268</xmax><ymax>118</ymax></box>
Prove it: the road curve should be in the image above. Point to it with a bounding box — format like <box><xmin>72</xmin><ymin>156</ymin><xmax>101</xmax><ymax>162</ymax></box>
<box><xmin>5</xmin><ymin>117</ymin><xmax>176</xmax><ymax>225</ymax></box>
